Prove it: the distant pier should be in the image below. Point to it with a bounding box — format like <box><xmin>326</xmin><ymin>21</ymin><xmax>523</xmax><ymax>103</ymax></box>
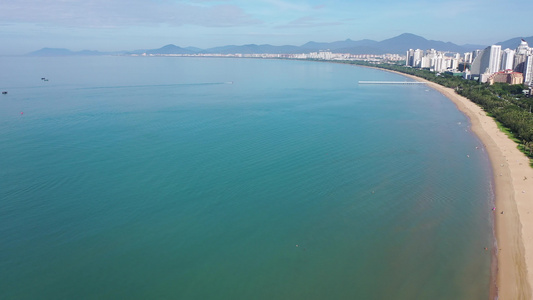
<box><xmin>358</xmin><ymin>81</ymin><xmax>428</xmax><ymax>85</ymax></box>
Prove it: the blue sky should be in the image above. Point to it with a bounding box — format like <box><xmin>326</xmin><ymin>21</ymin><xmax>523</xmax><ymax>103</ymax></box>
<box><xmin>1</xmin><ymin>0</ymin><xmax>532</xmax><ymax>55</ymax></box>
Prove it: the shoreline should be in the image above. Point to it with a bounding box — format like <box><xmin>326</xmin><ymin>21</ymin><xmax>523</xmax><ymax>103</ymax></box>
<box><xmin>375</xmin><ymin>67</ymin><xmax>533</xmax><ymax>299</ymax></box>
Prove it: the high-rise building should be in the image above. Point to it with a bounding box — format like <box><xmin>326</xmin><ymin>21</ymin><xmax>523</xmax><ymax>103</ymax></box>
<box><xmin>464</xmin><ymin>52</ymin><xmax>473</xmax><ymax>64</ymax></box>
<box><xmin>414</xmin><ymin>49</ymin><xmax>423</xmax><ymax>67</ymax></box>
<box><xmin>420</xmin><ymin>56</ymin><xmax>431</xmax><ymax>68</ymax></box>
<box><xmin>524</xmin><ymin>55</ymin><xmax>533</xmax><ymax>86</ymax></box>
<box><xmin>488</xmin><ymin>45</ymin><xmax>502</xmax><ymax>74</ymax></box>
<box><xmin>501</xmin><ymin>48</ymin><xmax>515</xmax><ymax>70</ymax></box>
<box><xmin>406</xmin><ymin>49</ymin><xmax>423</xmax><ymax>67</ymax></box>
<box><xmin>471</xmin><ymin>45</ymin><xmax>503</xmax><ymax>81</ymax></box>
<box><xmin>472</xmin><ymin>49</ymin><xmax>482</xmax><ymax>61</ymax></box>
<box><xmin>514</xmin><ymin>40</ymin><xmax>531</xmax><ymax>73</ymax></box>
<box><xmin>432</xmin><ymin>54</ymin><xmax>447</xmax><ymax>72</ymax></box>
<box><xmin>517</xmin><ymin>39</ymin><xmax>530</xmax><ymax>55</ymax></box>
<box><xmin>451</xmin><ymin>53</ymin><xmax>460</xmax><ymax>70</ymax></box>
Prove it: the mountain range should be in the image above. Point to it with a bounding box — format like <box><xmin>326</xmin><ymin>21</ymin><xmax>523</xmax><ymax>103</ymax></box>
<box><xmin>27</xmin><ymin>33</ymin><xmax>533</xmax><ymax>57</ymax></box>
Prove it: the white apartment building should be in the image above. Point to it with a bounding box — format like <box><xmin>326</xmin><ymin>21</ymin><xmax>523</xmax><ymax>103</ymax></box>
<box><xmin>464</xmin><ymin>52</ymin><xmax>473</xmax><ymax>64</ymax></box>
<box><xmin>406</xmin><ymin>49</ymin><xmax>424</xmax><ymax>67</ymax></box>
<box><xmin>501</xmin><ymin>48</ymin><xmax>515</xmax><ymax>70</ymax></box>
<box><xmin>524</xmin><ymin>55</ymin><xmax>533</xmax><ymax>86</ymax></box>
<box><xmin>471</xmin><ymin>45</ymin><xmax>502</xmax><ymax>81</ymax></box>
<box><xmin>488</xmin><ymin>45</ymin><xmax>502</xmax><ymax>74</ymax></box>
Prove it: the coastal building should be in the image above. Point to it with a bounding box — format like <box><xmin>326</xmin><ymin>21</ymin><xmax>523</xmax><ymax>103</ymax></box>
<box><xmin>523</xmin><ymin>55</ymin><xmax>533</xmax><ymax>86</ymax></box>
<box><xmin>407</xmin><ymin>49</ymin><xmax>461</xmax><ymax>72</ymax></box>
<box><xmin>451</xmin><ymin>53</ymin><xmax>461</xmax><ymax>70</ymax></box>
<box><xmin>470</xmin><ymin>49</ymin><xmax>488</xmax><ymax>78</ymax></box>
<box><xmin>403</xmin><ymin>40</ymin><xmax>531</xmax><ymax>86</ymax></box>
<box><xmin>406</xmin><ymin>49</ymin><xmax>423</xmax><ymax>67</ymax></box>
<box><xmin>487</xmin><ymin>70</ymin><xmax>524</xmax><ymax>85</ymax></box>
<box><xmin>501</xmin><ymin>48</ymin><xmax>515</xmax><ymax>71</ymax></box>
<box><xmin>470</xmin><ymin>45</ymin><xmax>503</xmax><ymax>82</ymax></box>
<box><xmin>488</xmin><ymin>45</ymin><xmax>502</xmax><ymax>74</ymax></box>
<box><xmin>308</xmin><ymin>51</ymin><xmax>334</xmax><ymax>60</ymax></box>
<box><xmin>516</xmin><ymin>39</ymin><xmax>531</xmax><ymax>55</ymax></box>
<box><xmin>432</xmin><ymin>54</ymin><xmax>447</xmax><ymax>72</ymax></box>
<box><xmin>514</xmin><ymin>40</ymin><xmax>531</xmax><ymax>73</ymax></box>
<box><xmin>472</xmin><ymin>49</ymin><xmax>482</xmax><ymax>61</ymax></box>
<box><xmin>464</xmin><ymin>52</ymin><xmax>473</xmax><ymax>64</ymax></box>
<box><xmin>420</xmin><ymin>55</ymin><xmax>431</xmax><ymax>68</ymax></box>
<box><xmin>463</xmin><ymin>68</ymin><xmax>472</xmax><ymax>80</ymax></box>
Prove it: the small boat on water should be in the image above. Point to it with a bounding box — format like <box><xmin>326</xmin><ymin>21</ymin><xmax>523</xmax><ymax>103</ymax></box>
<box><xmin>2</xmin><ymin>91</ymin><xmax>7</xmax><ymax>95</ymax></box>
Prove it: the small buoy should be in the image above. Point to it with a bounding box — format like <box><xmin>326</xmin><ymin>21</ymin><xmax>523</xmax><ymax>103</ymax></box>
<box><xmin>20</xmin><ymin>112</ymin><xmax>23</xmax><ymax>115</ymax></box>
<box><xmin>296</xmin><ymin>245</ymin><xmax>299</xmax><ymax>247</ymax></box>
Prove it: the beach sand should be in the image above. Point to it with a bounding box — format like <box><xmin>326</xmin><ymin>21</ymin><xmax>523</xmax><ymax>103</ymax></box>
<box><xmin>393</xmin><ymin>71</ymin><xmax>533</xmax><ymax>299</ymax></box>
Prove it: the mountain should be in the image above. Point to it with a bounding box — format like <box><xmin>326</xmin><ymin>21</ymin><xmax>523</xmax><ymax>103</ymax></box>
<box><xmin>29</xmin><ymin>33</ymin><xmax>510</xmax><ymax>56</ymax></box>
<box><xmin>495</xmin><ymin>36</ymin><xmax>533</xmax><ymax>50</ymax></box>
<box><xmin>375</xmin><ymin>33</ymin><xmax>476</xmax><ymax>54</ymax></box>
<box><xmin>198</xmin><ymin>34</ymin><xmax>480</xmax><ymax>55</ymax></box>
<box><xmin>297</xmin><ymin>33</ymin><xmax>485</xmax><ymax>54</ymax></box>
<box><xmin>145</xmin><ymin>44</ymin><xmax>194</xmax><ymax>55</ymax></box>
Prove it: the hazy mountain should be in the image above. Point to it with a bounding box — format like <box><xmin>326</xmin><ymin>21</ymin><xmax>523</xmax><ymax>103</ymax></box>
<box><xmin>198</xmin><ymin>34</ymin><xmax>482</xmax><ymax>55</ymax></box>
<box><xmin>298</xmin><ymin>33</ymin><xmax>486</xmax><ymax>54</ymax></box>
<box><xmin>495</xmin><ymin>36</ymin><xmax>533</xmax><ymax>50</ymax></box>
<box><xmin>31</xmin><ymin>33</ymin><xmax>529</xmax><ymax>57</ymax></box>
<box><xmin>296</xmin><ymin>33</ymin><xmax>485</xmax><ymax>54</ymax></box>
<box><xmin>145</xmin><ymin>44</ymin><xmax>194</xmax><ymax>55</ymax></box>
<box><xmin>376</xmin><ymin>33</ymin><xmax>472</xmax><ymax>54</ymax></box>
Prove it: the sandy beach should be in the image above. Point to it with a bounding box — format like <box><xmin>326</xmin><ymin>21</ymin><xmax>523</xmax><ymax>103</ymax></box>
<box><xmin>392</xmin><ymin>71</ymin><xmax>533</xmax><ymax>299</ymax></box>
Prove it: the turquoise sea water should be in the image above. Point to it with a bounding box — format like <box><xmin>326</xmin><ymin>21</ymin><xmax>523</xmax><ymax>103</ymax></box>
<box><xmin>0</xmin><ymin>57</ymin><xmax>493</xmax><ymax>299</ymax></box>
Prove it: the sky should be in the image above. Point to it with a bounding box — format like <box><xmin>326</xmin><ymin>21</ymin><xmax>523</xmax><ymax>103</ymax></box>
<box><xmin>1</xmin><ymin>0</ymin><xmax>532</xmax><ymax>55</ymax></box>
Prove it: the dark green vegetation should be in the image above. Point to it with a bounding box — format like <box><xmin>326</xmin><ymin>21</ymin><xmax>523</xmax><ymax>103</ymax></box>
<box><xmin>340</xmin><ymin>60</ymin><xmax>533</xmax><ymax>161</ymax></box>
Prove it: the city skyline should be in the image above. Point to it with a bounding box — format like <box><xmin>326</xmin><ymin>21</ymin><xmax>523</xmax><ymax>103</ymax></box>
<box><xmin>1</xmin><ymin>0</ymin><xmax>533</xmax><ymax>55</ymax></box>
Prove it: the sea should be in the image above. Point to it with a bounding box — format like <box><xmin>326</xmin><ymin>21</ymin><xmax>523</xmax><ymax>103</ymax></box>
<box><xmin>0</xmin><ymin>56</ymin><xmax>494</xmax><ymax>299</ymax></box>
